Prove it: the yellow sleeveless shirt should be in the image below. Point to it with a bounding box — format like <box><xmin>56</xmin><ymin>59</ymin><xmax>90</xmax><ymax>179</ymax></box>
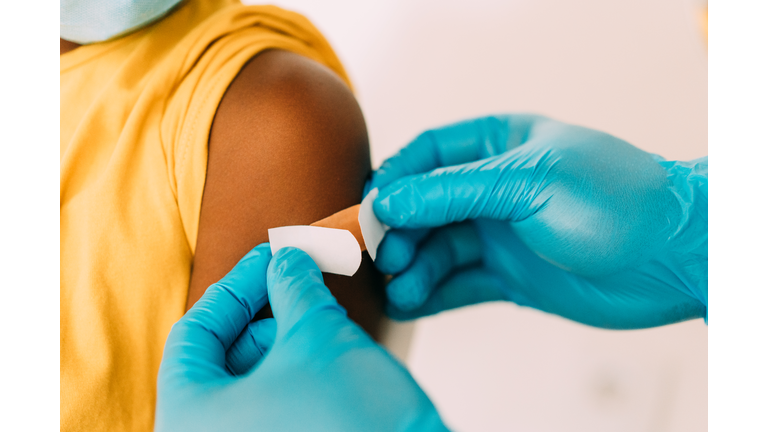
<box><xmin>60</xmin><ymin>1</ymin><xmax>350</xmax><ymax>430</ymax></box>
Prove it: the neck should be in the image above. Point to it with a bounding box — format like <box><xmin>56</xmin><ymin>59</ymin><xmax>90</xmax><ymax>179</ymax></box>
<box><xmin>60</xmin><ymin>38</ymin><xmax>81</xmax><ymax>56</ymax></box>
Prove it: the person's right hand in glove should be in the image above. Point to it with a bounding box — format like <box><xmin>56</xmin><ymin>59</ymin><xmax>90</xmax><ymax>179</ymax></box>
<box><xmin>156</xmin><ymin>244</ymin><xmax>447</xmax><ymax>432</ymax></box>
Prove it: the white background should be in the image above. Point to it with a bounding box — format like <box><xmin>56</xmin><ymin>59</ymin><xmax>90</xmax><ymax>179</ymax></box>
<box><xmin>255</xmin><ymin>0</ymin><xmax>709</xmax><ymax>431</ymax></box>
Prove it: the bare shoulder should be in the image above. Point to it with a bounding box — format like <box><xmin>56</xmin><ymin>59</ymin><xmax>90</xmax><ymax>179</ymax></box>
<box><xmin>210</xmin><ymin>49</ymin><xmax>368</xmax><ymax>161</ymax></box>
<box><xmin>188</xmin><ymin>50</ymin><xmax>383</xmax><ymax>336</ymax></box>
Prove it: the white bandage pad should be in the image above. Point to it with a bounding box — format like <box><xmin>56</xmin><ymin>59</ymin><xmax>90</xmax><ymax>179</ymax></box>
<box><xmin>358</xmin><ymin>188</ymin><xmax>390</xmax><ymax>261</ymax></box>
<box><xmin>268</xmin><ymin>226</ymin><xmax>361</xmax><ymax>276</ymax></box>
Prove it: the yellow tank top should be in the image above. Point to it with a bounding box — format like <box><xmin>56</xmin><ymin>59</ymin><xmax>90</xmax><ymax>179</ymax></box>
<box><xmin>60</xmin><ymin>1</ymin><xmax>350</xmax><ymax>430</ymax></box>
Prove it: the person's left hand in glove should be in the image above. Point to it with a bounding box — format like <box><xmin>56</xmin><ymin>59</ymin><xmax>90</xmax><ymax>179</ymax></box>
<box><xmin>155</xmin><ymin>243</ymin><xmax>447</xmax><ymax>432</ymax></box>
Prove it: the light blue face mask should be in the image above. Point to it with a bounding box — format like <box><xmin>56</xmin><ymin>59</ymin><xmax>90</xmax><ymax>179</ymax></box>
<box><xmin>60</xmin><ymin>0</ymin><xmax>184</xmax><ymax>44</ymax></box>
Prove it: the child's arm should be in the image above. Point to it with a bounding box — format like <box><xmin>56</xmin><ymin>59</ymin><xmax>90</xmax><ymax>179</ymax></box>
<box><xmin>186</xmin><ymin>50</ymin><xmax>384</xmax><ymax>336</ymax></box>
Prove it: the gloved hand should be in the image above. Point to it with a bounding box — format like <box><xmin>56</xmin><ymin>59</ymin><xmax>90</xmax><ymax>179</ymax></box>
<box><xmin>156</xmin><ymin>244</ymin><xmax>447</xmax><ymax>432</ymax></box>
<box><xmin>369</xmin><ymin>114</ymin><xmax>707</xmax><ymax>329</ymax></box>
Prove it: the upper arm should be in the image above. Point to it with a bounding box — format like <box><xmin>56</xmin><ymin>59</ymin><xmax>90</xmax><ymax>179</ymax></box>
<box><xmin>187</xmin><ymin>50</ymin><xmax>384</xmax><ymax>336</ymax></box>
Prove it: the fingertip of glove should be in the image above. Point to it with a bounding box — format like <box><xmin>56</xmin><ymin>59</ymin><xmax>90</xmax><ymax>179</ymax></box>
<box><xmin>373</xmin><ymin>188</ymin><xmax>413</xmax><ymax>228</ymax></box>
<box><xmin>386</xmin><ymin>274</ymin><xmax>428</xmax><ymax>312</ymax></box>
<box><xmin>269</xmin><ymin>247</ymin><xmax>320</xmax><ymax>278</ymax></box>
<box><xmin>242</xmin><ymin>243</ymin><xmax>272</xmax><ymax>260</ymax></box>
<box><xmin>271</xmin><ymin>245</ymin><xmax>301</xmax><ymax>259</ymax></box>
<box><xmin>375</xmin><ymin>233</ymin><xmax>415</xmax><ymax>275</ymax></box>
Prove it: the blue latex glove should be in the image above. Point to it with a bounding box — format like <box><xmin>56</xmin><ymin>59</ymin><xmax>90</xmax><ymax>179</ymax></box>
<box><xmin>369</xmin><ymin>114</ymin><xmax>707</xmax><ymax>329</ymax></box>
<box><xmin>156</xmin><ymin>244</ymin><xmax>447</xmax><ymax>432</ymax></box>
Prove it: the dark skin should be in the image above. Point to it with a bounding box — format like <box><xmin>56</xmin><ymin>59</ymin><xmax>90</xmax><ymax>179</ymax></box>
<box><xmin>60</xmin><ymin>38</ymin><xmax>80</xmax><ymax>55</ymax></box>
<box><xmin>189</xmin><ymin>49</ymin><xmax>384</xmax><ymax>336</ymax></box>
<box><xmin>62</xmin><ymin>39</ymin><xmax>385</xmax><ymax>337</ymax></box>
